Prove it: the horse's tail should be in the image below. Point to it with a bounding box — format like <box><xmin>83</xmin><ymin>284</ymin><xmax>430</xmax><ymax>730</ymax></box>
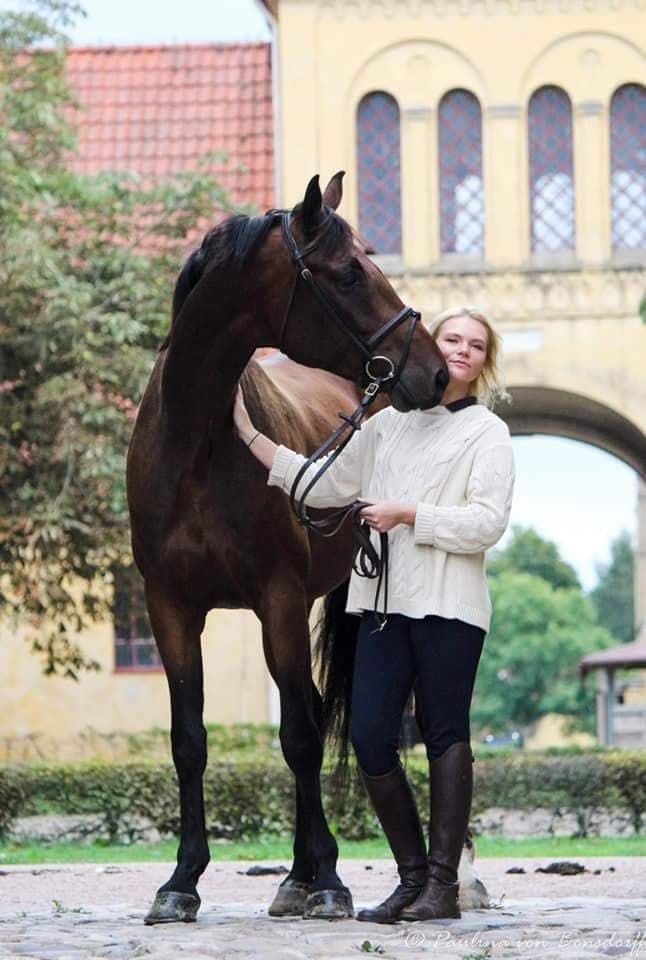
<box><xmin>314</xmin><ymin>577</ymin><xmax>359</xmax><ymax>782</ymax></box>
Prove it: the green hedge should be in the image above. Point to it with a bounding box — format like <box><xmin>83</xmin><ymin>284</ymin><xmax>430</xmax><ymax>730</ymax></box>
<box><xmin>1</xmin><ymin>751</ymin><xmax>644</xmax><ymax>842</ymax></box>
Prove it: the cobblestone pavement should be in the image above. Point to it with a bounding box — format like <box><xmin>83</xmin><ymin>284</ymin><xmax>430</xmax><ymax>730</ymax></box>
<box><xmin>0</xmin><ymin>858</ymin><xmax>644</xmax><ymax>959</ymax></box>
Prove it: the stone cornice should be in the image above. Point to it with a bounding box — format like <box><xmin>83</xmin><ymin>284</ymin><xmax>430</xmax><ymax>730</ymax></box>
<box><xmin>315</xmin><ymin>0</ymin><xmax>645</xmax><ymax>16</ymax></box>
<box><xmin>403</xmin><ymin>106</ymin><xmax>433</xmax><ymax>119</ymax></box>
<box><xmin>389</xmin><ymin>266</ymin><xmax>646</xmax><ymax>322</ymax></box>
<box><xmin>488</xmin><ymin>104</ymin><xmax>522</xmax><ymax>118</ymax></box>
<box><xmin>577</xmin><ymin>100</ymin><xmax>604</xmax><ymax>116</ymax></box>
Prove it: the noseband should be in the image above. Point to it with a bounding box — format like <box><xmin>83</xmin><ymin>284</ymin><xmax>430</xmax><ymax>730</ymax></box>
<box><xmin>276</xmin><ymin>210</ymin><xmax>422</xmax><ymax>630</ymax></box>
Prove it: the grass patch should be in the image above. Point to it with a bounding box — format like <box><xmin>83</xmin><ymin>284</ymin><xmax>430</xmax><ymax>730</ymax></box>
<box><xmin>474</xmin><ymin>835</ymin><xmax>646</xmax><ymax>858</ymax></box>
<box><xmin>0</xmin><ymin>834</ymin><xmax>644</xmax><ymax>865</ymax></box>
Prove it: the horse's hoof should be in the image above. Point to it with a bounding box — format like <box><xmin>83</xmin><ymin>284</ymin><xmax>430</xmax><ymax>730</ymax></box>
<box><xmin>268</xmin><ymin>879</ymin><xmax>311</xmax><ymax>917</ymax></box>
<box><xmin>303</xmin><ymin>887</ymin><xmax>354</xmax><ymax>920</ymax></box>
<box><xmin>144</xmin><ymin>891</ymin><xmax>201</xmax><ymax>925</ymax></box>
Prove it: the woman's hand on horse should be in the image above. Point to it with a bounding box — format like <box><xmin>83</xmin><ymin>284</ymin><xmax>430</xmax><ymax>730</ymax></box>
<box><xmin>232</xmin><ymin>385</ymin><xmax>279</xmax><ymax>470</ymax></box>
<box><xmin>233</xmin><ymin>386</ymin><xmax>255</xmax><ymax>442</ymax></box>
<box><xmin>357</xmin><ymin>499</ymin><xmax>416</xmax><ymax>533</ymax></box>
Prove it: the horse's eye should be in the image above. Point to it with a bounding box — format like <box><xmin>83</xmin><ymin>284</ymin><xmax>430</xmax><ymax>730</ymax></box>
<box><xmin>337</xmin><ymin>262</ymin><xmax>363</xmax><ymax>290</ymax></box>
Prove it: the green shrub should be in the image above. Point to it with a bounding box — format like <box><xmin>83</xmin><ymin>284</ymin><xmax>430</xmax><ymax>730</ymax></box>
<box><xmin>604</xmin><ymin>751</ymin><xmax>646</xmax><ymax>834</ymax></box>
<box><xmin>71</xmin><ymin>724</ymin><xmax>282</xmax><ymax>764</ymax></box>
<box><xmin>0</xmin><ymin>750</ymin><xmax>644</xmax><ymax>842</ymax></box>
<box><xmin>472</xmin><ymin>752</ymin><xmax>621</xmax><ymax>836</ymax></box>
<box><xmin>0</xmin><ymin>766</ymin><xmax>26</xmax><ymax>837</ymax></box>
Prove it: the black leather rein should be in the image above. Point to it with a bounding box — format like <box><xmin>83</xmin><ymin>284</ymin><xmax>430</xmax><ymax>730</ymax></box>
<box><xmin>278</xmin><ymin>210</ymin><xmax>421</xmax><ymax>629</ymax></box>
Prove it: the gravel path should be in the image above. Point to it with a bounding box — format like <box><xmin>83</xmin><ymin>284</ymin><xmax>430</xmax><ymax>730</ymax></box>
<box><xmin>0</xmin><ymin>858</ymin><xmax>644</xmax><ymax>959</ymax></box>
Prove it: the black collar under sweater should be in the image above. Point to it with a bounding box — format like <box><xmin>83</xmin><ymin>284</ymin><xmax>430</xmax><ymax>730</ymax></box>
<box><xmin>445</xmin><ymin>396</ymin><xmax>478</xmax><ymax>413</ymax></box>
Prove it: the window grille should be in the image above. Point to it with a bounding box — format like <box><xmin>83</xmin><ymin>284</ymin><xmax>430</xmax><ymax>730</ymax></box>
<box><xmin>357</xmin><ymin>92</ymin><xmax>402</xmax><ymax>255</ymax></box>
<box><xmin>438</xmin><ymin>90</ymin><xmax>484</xmax><ymax>256</ymax></box>
<box><xmin>610</xmin><ymin>84</ymin><xmax>646</xmax><ymax>251</ymax></box>
<box><xmin>528</xmin><ymin>86</ymin><xmax>575</xmax><ymax>254</ymax></box>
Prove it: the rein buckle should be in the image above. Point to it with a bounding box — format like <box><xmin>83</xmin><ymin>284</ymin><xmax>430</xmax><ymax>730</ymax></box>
<box><xmin>363</xmin><ymin>381</ymin><xmax>380</xmax><ymax>399</ymax></box>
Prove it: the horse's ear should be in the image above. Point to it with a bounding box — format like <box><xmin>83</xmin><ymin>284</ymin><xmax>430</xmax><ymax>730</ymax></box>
<box><xmin>301</xmin><ymin>174</ymin><xmax>324</xmax><ymax>235</ymax></box>
<box><xmin>322</xmin><ymin>170</ymin><xmax>345</xmax><ymax>211</ymax></box>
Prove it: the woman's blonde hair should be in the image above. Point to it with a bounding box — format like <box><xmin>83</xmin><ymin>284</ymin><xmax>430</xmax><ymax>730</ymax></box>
<box><xmin>428</xmin><ymin>306</ymin><xmax>510</xmax><ymax>410</ymax></box>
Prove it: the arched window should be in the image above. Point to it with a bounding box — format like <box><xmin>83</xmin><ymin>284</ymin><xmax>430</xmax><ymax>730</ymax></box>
<box><xmin>528</xmin><ymin>86</ymin><xmax>575</xmax><ymax>254</ymax></box>
<box><xmin>357</xmin><ymin>92</ymin><xmax>402</xmax><ymax>255</ymax></box>
<box><xmin>610</xmin><ymin>83</ymin><xmax>646</xmax><ymax>251</ymax></box>
<box><xmin>438</xmin><ymin>89</ymin><xmax>484</xmax><ymax>256</ymax></box>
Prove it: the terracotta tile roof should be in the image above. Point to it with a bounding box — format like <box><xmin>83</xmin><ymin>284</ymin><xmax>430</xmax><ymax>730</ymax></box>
<box><xmin>65</xmin><ymin>42</ymin><xmax>274</xmax><ymax>211</ymax></box>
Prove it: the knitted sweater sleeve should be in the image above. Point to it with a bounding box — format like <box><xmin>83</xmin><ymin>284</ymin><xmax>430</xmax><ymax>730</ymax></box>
<box><xmin>413</xmin><ymin>441</ymin><xmax>515</xmax><ymax>553</ymax></box>
<box><xmin>267</xmin><ymin>429</ymin><xmax>363</xmax><ymax>508</ymax></box>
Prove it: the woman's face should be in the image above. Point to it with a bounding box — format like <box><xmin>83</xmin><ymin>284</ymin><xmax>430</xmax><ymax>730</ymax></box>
<box><xmin>435</xmin><ymin>314</ymin><xmax>489</xmax><ymax>388</ymax></box>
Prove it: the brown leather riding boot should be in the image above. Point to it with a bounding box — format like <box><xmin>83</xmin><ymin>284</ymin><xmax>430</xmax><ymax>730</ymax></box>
<box><xmin>399</xmin><ymin>741</ymin><xmax>473</xmax><ymax>922</ymax></box>
<box><xmin>356</xmin><ymin>764</ymin><xmax>428</xmax><ymax>924</ymax></box>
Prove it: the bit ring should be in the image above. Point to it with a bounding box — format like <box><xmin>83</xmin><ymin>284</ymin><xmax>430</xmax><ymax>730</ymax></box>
<box><xmin>365</xmin><ymin>355</ymin><xmax>395</xmax><ymax>382</ymax></box>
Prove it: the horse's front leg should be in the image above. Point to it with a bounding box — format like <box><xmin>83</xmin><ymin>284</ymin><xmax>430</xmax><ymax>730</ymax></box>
<box><xmin>261</xmin><ymin>585</ymin><xmax>353</xmax><ymax>920</ymax></box>
<box><xmin>143</xmin><ymin>585</ymin><xmax>209</xmax><ymax>925</ymax></box>
<box><xmin>266</xmin><ymin>679</ymin><xmax>322</xmax><ymax>917</ymax></box>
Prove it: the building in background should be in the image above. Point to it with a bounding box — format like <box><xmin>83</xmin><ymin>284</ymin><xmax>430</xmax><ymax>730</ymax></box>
<box><xmin>266</xmin><ymin>0</ymin><xmax>645</xmax><ymax>632</ymax></box>
<box><xmin>2</xmin><ymin>0</ymin><xmax>645</xmax><ymax>751</ymax></box>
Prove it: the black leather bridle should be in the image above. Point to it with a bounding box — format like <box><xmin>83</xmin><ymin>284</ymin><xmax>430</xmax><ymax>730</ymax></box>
<box><xmin>277</xmin><ymin>209</ymin><xmax>422</xmax><ymax>629</ymax></box>
<box><xmin>279</xmin><ymin>211</ymin><xmax>420</xmax><ymax>405</ymax></box>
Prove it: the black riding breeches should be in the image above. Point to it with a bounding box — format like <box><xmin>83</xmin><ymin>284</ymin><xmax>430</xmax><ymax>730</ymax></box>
<box><xmin>349</xmin><ymin>611</ymin><xmax>485</xmax><ymax>776</ymax></box>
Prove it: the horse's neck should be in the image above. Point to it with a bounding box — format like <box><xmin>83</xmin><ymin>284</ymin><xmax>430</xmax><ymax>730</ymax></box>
<box><xmin>160</xmin><ymin>290</ymin><xmax>258</xmax><ymax>448</ymax></box>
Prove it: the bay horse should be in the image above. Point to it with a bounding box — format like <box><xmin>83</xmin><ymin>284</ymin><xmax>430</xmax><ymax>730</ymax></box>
<box><xmin>126</xmin><ymin>172</ymin><xmax>449</xmax><ymax>924</ymax></box>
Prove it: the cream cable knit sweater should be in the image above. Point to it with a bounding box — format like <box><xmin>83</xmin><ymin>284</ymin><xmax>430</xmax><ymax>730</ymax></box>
<box><xmin>268</xmin><ymin>403</ymin><xmax>515</xmax><ymax>632</ymax></box>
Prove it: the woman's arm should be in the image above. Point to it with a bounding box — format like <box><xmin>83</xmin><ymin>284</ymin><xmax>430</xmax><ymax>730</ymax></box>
<box><xmin>358</xmin><ymin>441</ymin><xmax>515</xmax><ymax>546</ymax></box>
<box><xmin>413</xmin><ymin>443</ymin><xmax>515</xmax><ymax>553</ymax></box>
<box><xmin>233</xmin><ymin>389</ymin><xmax>278</xmax><ymax>471</ymax></box>
<box><xmin>233</xmin><ymin>387</ymin><xmax>364</xmax><ymax>508</ymax></box>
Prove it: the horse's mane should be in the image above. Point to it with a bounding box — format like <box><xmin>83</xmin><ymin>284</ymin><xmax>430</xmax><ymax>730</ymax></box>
<box><xmin>158</xmin><ymin>205</ymin><xmax>351</xmax><ymax>352</ymax></box>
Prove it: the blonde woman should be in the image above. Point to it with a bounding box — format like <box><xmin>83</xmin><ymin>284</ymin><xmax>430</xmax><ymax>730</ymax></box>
<box><xmin>233</xmin><ymin>307</ymin><xmax>514</xmax><ymax>923</ymax></box>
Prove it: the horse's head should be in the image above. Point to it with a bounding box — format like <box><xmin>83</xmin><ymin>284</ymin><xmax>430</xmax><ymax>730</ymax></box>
<box><xmin>263</xmin><ymin>172</ymin><xmax>448</xmax><ymax>411</ymax></box>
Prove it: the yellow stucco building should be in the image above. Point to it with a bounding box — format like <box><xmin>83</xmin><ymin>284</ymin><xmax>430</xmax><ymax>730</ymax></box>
<box><xmin>271</xmin><ymin>0</ymin><xmax>645</xmax><ymax>472</ymax></box>
<box><xmin>267</xmin><ymin>0</ymin><xmax>646</xmax><ymax>628</ymax></box>
<box><xmin>2</xmin><ymin>0</ymin><xmax>645</xmax><ymax>752</ymax></box>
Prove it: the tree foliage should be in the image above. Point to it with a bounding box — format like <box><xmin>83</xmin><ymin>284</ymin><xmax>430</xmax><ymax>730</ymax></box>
<box><xmin>487</xmin><ymin>525</ymin><xmax>581</xmax><ymax>590</ymax></box>
<box><xmin>472</xmin><ymin>571</ymin><xmax>614</xmax><ymax>734</ymax></box>
<box><xmin>0</xmin><ymin>1</ymin><xmax>242</xmax><ymax>675</ymax></box>
<box><xmin>589</xmin><ymin>531</ymin><xmax>636</xmax><ymax>645</ymax></box>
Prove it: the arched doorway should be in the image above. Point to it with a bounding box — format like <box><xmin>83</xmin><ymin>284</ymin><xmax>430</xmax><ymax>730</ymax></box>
<box><xmin>501</xmin><ymin>386</ymin><xmax>646</xmax><ymax>474</ymax></box>
<box><xmin>498</xmin><ymin>386</ymin><xmax>646</xmax><ymax>643</ymax></box>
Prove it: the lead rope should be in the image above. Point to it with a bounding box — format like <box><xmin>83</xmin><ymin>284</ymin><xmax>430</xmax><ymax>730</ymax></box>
<box><xmin>288</xmin><ymin>377</ymin><xmax>391</xmax><ymax>631</ymax></box>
